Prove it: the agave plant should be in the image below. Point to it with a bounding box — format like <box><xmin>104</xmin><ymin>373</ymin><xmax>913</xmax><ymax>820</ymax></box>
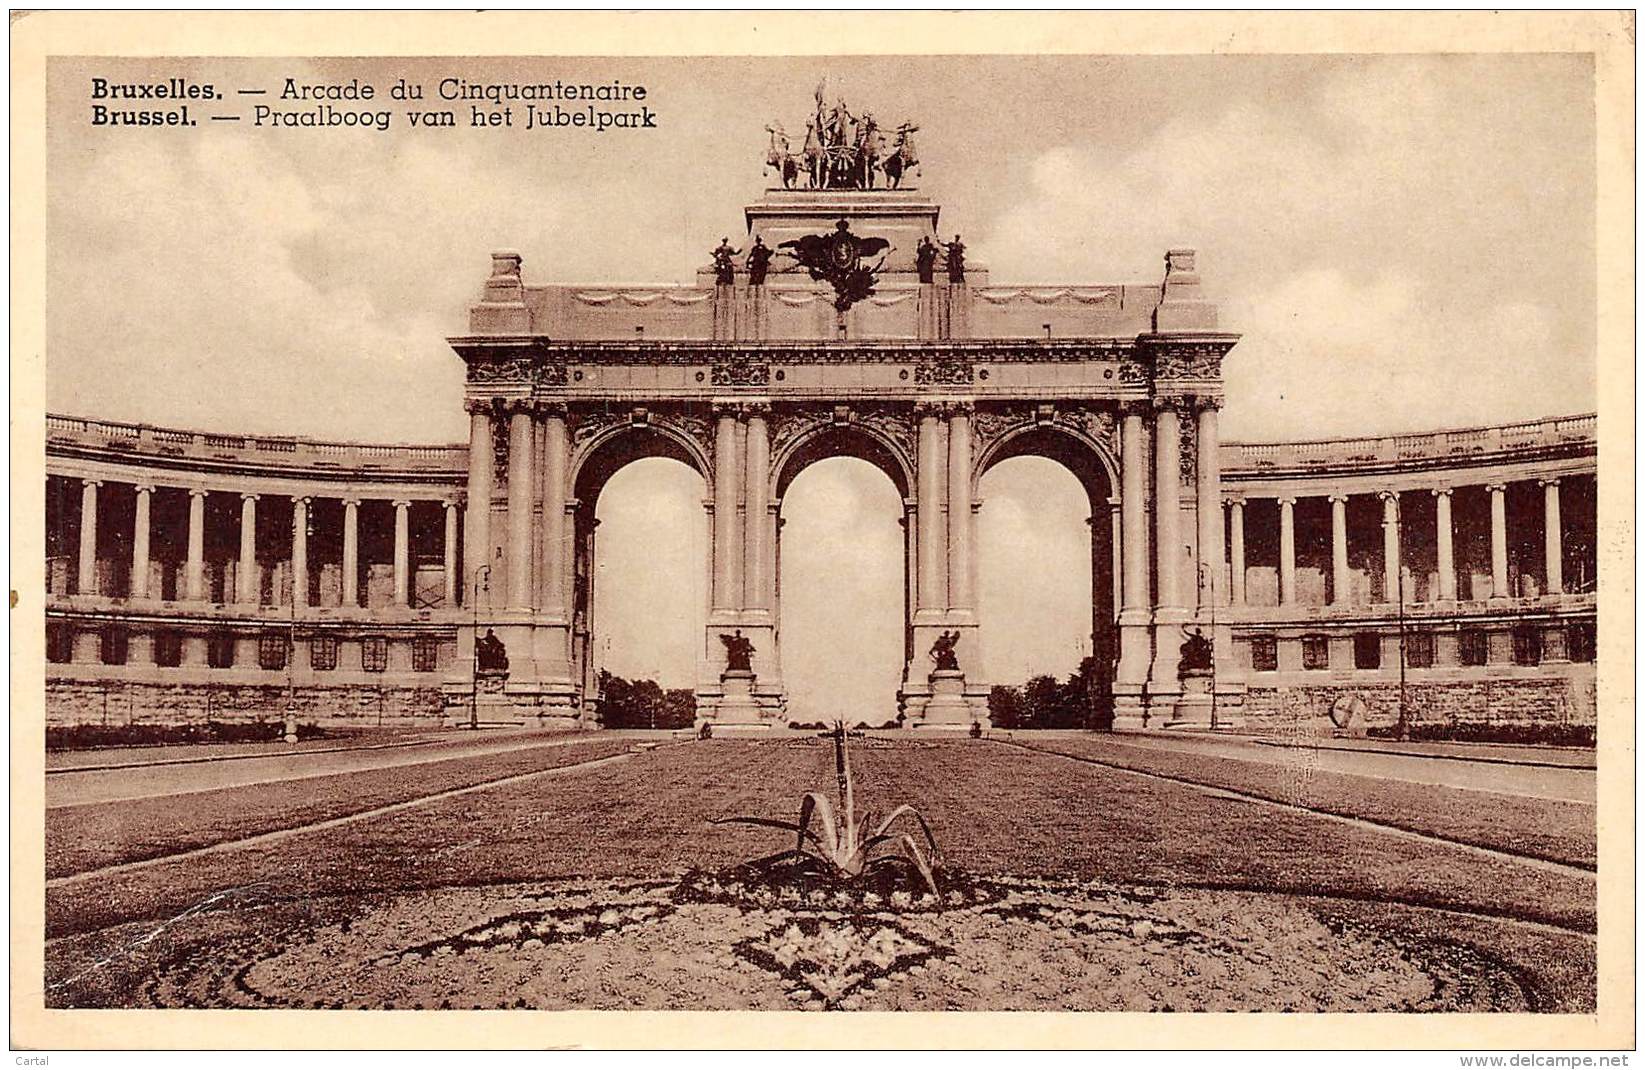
<box><xmin>715</xmin><ymin>722</ymin><xmax>943</xmax><ymax>897</ymax></box>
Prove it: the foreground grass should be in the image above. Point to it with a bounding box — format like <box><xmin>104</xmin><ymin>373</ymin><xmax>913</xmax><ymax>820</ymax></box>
<box><xmin>46</xmin><ymin>738</ymin><xmax>1593</xmax><ymax>941</ymax></box>
<box><xmin>46</xmin><ymin>737</ymin><xmax>639</xmax><ymax>878</ymax></box>
<box><xmin>1007</xmin><ymin>736</ymin><xmax>1596</xmax><ymax>868</ymax></box>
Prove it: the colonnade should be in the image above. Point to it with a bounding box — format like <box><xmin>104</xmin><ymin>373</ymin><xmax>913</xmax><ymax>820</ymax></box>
<box><xmin>61</xmin><ymin>477</ymin><xmax>461</xmax><ymax>609</ymax></box>
<box><xmin>1225</xmin><ymin>477</ymin><xmax>1572</xmax><ymax>607</ymax></box>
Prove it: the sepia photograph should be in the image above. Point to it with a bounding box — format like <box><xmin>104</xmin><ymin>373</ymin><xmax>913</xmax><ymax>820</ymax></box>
<box><xmin>10</xmin><ymin>9</ymin><xmax>1634</xmax><ymax>1050</ymax></box>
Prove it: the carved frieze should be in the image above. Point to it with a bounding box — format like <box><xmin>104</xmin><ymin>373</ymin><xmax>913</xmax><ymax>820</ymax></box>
<box><xmin>914</xmin><ymin>358</ymin><xmax>974</xmax><ymax>386</ymax></box>
<box><xmin>1117</xmin><ymin>357</ymin><xmax>1150</xmax><ymax>385</ymax></box>
<box><xmin>711</xmin><ymin>357</ymin><xmax>771</xmax><ymax>387</ymax></box>
<box><xmin>468</xmin><ymin>356</ymin><xmax>535</xmax><ymax>385</ymax></box>
<box><xmin>1151</xmin><ymin>342</ymin><xmax>1232</xmax><ymax>381</ymax></box>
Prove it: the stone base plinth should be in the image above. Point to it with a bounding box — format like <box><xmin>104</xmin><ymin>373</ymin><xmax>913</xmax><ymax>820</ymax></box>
<box><xmin>441</xmin><ymin>674</ymin><xmax>583</xmax><ymax>729</ymax></box>
<box><xmin>905</xmin><ymin>669</ymin><xmax>989</xmax><ymax>729</ymax></box>
<box><xmin>697</xmin><ymin>670</ymin><xmax>782</xmax><ymax>727</ymax></box>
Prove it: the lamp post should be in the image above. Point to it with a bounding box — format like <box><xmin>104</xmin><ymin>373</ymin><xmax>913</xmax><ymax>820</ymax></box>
<box><xmin>469</xmin><ymin>562</ymin><xmax>492</xmax><ymax>731</ymax></box>
<box><xmin>284</xmin><ymin>509</ymin><xmax>315</xmax><ymax>745</ymax></box>
<box><xmin>1394</xmin><ymin>498</ymin><xmax>1410</xmax><ymax>742</ymax></box>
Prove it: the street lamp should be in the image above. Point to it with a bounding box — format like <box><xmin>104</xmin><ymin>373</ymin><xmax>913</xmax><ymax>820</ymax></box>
<box><xmin>470</xmin><ymin>562</ymin><xmax>492</xmax><ymax>731</ymax></box>
<box><xmin>284</xmin><ymin>511</ymin><xmax>314</xmax><ymax>745</ymax></box>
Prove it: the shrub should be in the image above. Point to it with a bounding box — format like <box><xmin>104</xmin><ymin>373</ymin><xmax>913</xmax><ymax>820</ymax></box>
<box><xmin>45</xmin><ymin>720</ymin><xmax>324</xmax><ymax>752</ymax></box>
<box><xmin>1365</xmin><ymin>721</ymin><xmax>1595</xmax><ymax>748</ymax></box>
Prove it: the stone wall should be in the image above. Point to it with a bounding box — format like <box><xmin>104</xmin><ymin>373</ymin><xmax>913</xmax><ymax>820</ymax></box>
<box><xmin>45</xmin><ymin>679</ymin><xmax>447</xmax><ymax>728</ymax></box>
<box><xmin>1242</xmin><ymin>669</ymin><xmax>1597</xmax><ymax>735</ymax></box>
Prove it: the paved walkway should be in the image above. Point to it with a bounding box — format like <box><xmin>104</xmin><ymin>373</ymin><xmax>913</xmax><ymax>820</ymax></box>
<box><xmin>1090</xmin><ymin>731</ymin><xmax>1595</xmax><ymax>804</ymax></box>
<box><xmin>46</xmin><ymin>730</ymin><xmax>663</xmax><ymax>809</ymax></box>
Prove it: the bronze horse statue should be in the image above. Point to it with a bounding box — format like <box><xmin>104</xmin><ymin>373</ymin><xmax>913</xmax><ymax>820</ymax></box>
<box><xmin>881</xmin><ymin>123</ymin><xmax>920</xmax><ymax>190</ymax></box>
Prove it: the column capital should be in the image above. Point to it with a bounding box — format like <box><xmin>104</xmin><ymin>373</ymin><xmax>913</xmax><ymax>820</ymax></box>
<box><xmin>1151</xmin><ymin>393</ymin><xmax>1188</xmax><ymax>412</ymax></box>
<box><xmin>341</xmin><ymin>496</ymin><xmax>362</xmax><ymax>508</ymax></box>
<box><xmin>946</xmin><ymin>400</ymin><xmax>976</xmax><ymax>417</ymax></box>
<box><xmin>1276</xmin><ymin>495</ymin><xmax>1297</xmax><ymax>507</ymax></box>
<box><xmin>133</xmin><ymin>482</ymin><xmax>156</xmax><ymax>495</ymax></box>
<box><xmin>443</xmin><ymin>495</ymin><xmax>464</xmax><ymax>510</ymax></box>
<box><xmin>742</xmin><ymin>400</ymin><xmax>773</xmax><ymax>418</ymax></box>
<box><xmin>81</xmin><ymin>478</ymin><xmax>103</xmax><ymax>489</ymax></box>
<box><xmin>1377</xmin><ymin>489</ymin><xmax>1400</xmax><ymax>502</ymax></box>
<box><xmin>535</xmin><ymin>399</ymin><xmax>568</xmax><ymax>418</ymax></box>
<box><xmin>711</xmin><ymin>400</ymin><xmax>743</xmax><ymax>419</ymax></box>
<box><xmin>1485</xmin><ymin>481</ymin><xmax>1508</xmax><ymax>494</ymax></box>
<box><xmin>1193</xmin><ymin>394</ymin><xmax>1225</xmax><ymax>412</ymax></box>
<box><xmin>187</xmin><ymin>486</ymin><xmax>210</xmax><ymax>499</ymax></box>
<box><xmin>391</xmin><ymin>498</ymin><xmax>412</xmax><ymax>509</ymax></box>
<box><xmin>1118</xmin><ymin>399</ymin><xmax>1152</xmax><ymax>418</ymax></box>
<box><xmin>1326</xmin><ymin>493</ymin><xmax>1349</xmax><ymax>504</ymax></box>
<box><xmin>914</xmin><ymin>399</ymin><xmax>948</xmax><ymax>419</ymax></box>
<box><xmin>1222</xmin><ymin>495</ymin><xmax>1245</xmax><ymax>508</ymax></box>
<box><xmin>1431</xmin><ymin>486</ymin><xmax>1454</xmax><ymax>498</ymax></box>
<box><xmin>1538</xmin><ymin>477</ymin><xmax>1561</xmax><ymax>489</ymax></box>
<box><xmin>239</xmin><ymin>491</ymin><xmax>260</xmax><ymax>503</ymax></box>
<box><xmin>463</xmin><ymin>397</ymin><xmax>492</xmax><ymax>416</ymax></box>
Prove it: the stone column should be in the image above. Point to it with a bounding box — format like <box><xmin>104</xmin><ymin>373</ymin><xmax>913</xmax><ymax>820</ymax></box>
<box><xmin>1153</xmin><ymin>402</ymin><xmax>1182</xmax><ymax>614</ymax></box>
<box><xmin>1227</xmin><ymin>498</ymin><xmax>1246</xmax><ymax>606</ymax></box>
<box><xmin>1487</xmin><ymin>482</ymin><xmax>1509</xmax><ymax>599</ymax></box>
<box><xmin>131</xmin><ymin>483</ymin><xmax>154</xmax><ymax>600</ymax></box>
<box><xmin>443</xmin><ymin>499</ymin><xmax>460</xmax><ymax>607</ymax></box>
<box><xmin>539</xmin><ymin>406</ymin><xmax>569</xmax><ymax>616</ymax></box>
<box><xmin>341</xmin><ymin>497</ymin><xmax>360</xmax><ymax>607</ymax></box>
<box><xmin>237</xmin><ymin>492</ymin><xmax>259</xmax><ymax>605</ymax></box>
<box><xmin>1380</xmin><ymin>491</ymin><xmax>1402</xmax><ymax>603</ymax></box>
<box><xmin>392</xmin><ymin>499</ymin><xmax>411</xmax><ymax>607</ymax></box>
<box><xmin>1433</xmin><ymin>487</ymin><xmax>1456</xmax><ymax>602</ymax></box>
<box><xmin>1115</xmin><ymin>408</ymin><xmax>1150</xmax><ymax>703</ymax></box>
<box><xmin>77</xmin><ymin>479</ymin><xmax>100</xmax><ymax>595</ymax></box>
<box><xmin>946</xmin><ymin>404</ymin><xmax>974</xmax><ymax>610</ymax></box>
<box><xmin>506</xmin><ymin>407</ymin><xmax>535</xmax><ymax>609</ymax></box>
<box><xmin>916</xmin><ymin>404</ymin><xmax>947</xmax><ymax>611</ymax></box>
<box><xmin>185</xmin><ymin>488</ymin><xmax>207</xmax><ymax>601</ymax></box>
<box><xmin>1278</xmin><ymin>496</ymin><xmax>1297</xmax><ymax>606</ymax></box>
<box><xmin>1149</xmin><ymin>399</ymin><xmax>1185</xmax><ymax>698</ymax></box>
<box><xmin>1328</xmin><ymin>494</ymin><xmax>1350</xmax><ymax>605</ymax></box>
<box><xmin>1542</xmin><ymin>478</ymin><xmax>1563</xmax><ymax>595</ymax></box>
<box><xmin>1194</xmin><ymin>401</ymin><xmax>1222</xmax><ymax>613</ymax></box>
<box><xmin>744</xmin><ymin>405</ymin><xmax>771</xmax><ymax>611</ymax></box>
<box><xmin>712</xmin><ymin>405</ymin><xmax>743</xmax><ymax>611</ymax></box>
<box><xmin>291</xmin><ymin>495</ymin><xmax>310</xmax><ymax>608</ymax></box>
<box><xmin>1108</xmin><ymin>498</ymin><xmax>1123</xmax><ymax>620</ymax></box>
<box><xmin>464</xmin><ymin>403</ymin><xmax>495</xmax><ymax>607</ymax></box>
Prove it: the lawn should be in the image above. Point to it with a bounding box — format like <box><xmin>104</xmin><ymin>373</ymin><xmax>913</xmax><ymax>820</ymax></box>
<box><xmin>43</xmin><ymin>736</ymin><xmax>1597</xmax><ymax>1011</ymax></box>
<box><xmin>1005</xmin><ymin>735</ymin><xmax>1596</xmax><ymax>868</ymax></box>
<box><xmin>46</xmin><ymin>736</ymin><xmax>640</xmax><ymax>878</ymax></box>
<box><xmin>46</xmin><ymin>737</ymin><xmax>1594</xmax><ymax>939</ymax></box>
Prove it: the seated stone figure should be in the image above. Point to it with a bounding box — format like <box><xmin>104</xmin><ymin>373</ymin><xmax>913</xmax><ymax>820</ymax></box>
<box><xmin>475</xmin><ymin>628</ymin><xmax>509</xmax><ymax>674</ymax></box>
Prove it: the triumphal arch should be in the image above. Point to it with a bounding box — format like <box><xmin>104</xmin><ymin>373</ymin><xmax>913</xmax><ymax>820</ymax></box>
<box><xmin>451</xmin><ymin>104</ymin><xmax>1241</xmax><ymax>729</ymax></box>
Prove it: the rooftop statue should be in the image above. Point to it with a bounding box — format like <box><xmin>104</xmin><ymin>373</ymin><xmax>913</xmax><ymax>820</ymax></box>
<box><xmin>766</xmin><ymin>84</ymin><xmax>919</xmax><ymax>191</ymax></box>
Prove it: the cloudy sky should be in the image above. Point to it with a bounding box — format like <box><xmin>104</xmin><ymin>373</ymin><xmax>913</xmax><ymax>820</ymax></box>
<box><xmin>47</xmin><ymin>54</ymin><xmax>1596</xmax><ymax>715</ymax></box>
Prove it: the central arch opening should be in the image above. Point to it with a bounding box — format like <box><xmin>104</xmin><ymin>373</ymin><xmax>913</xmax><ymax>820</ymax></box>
<box><xmin>976</xmin><ymin>426</ymin><xmax>1116</xmax><ymax>729</ymax></box>
<box><xmin>778</xmin><ymin>456</ymin><xmax>906</xmax><ymax>728</ymax></box>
